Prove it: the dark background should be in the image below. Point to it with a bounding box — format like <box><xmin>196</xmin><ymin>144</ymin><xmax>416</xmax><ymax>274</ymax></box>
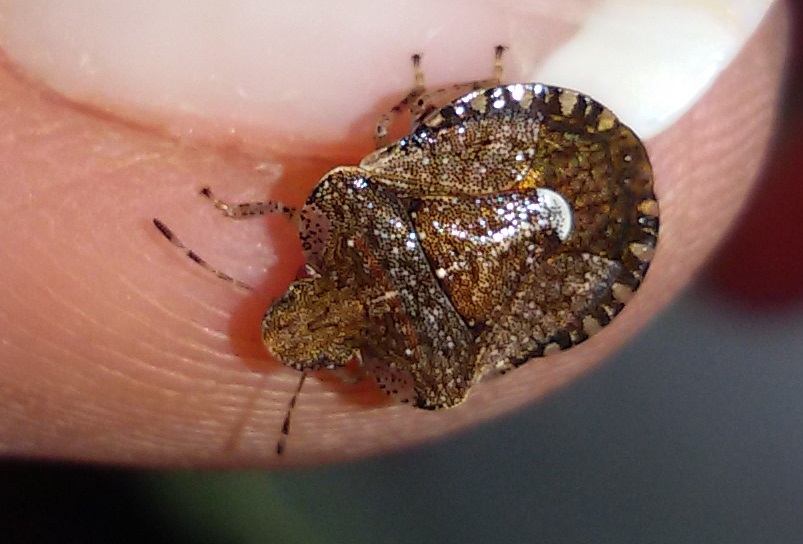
<box><xmin>3</xmin><ymin>5</ymin><xmax>803</xmax><ymax>543</ymax></box>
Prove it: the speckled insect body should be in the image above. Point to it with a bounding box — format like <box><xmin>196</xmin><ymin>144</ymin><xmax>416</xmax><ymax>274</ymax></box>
<box><xmin>264</xmin><ymin>81</ymin><xmax>658</xmax><ymax>410</ymax></box>
<box><xmin>154</xmin><ymin>49</ymin><xmax>659</xmax><ymax>451</ymax></box>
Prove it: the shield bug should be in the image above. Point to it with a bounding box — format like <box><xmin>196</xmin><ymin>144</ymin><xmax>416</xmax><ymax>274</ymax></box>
<box><xmin>154</xmin><ymin>47</ymin><xmax>658</xmax><ymax>454</ymax></box>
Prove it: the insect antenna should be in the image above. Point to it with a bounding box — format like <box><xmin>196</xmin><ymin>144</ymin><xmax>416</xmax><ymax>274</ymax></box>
<box><xmin>276</xmin><ymin>372</ymin><xmax>307</xmax><ymax>455</ymax></box>
<box><xmin>152</xmin><ymin>218</ymin><xmax>254</xmax><ymax>291</ymax></box>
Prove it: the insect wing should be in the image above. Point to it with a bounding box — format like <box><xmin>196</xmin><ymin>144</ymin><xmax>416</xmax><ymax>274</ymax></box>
<box><xmin>309</xmin><ymin>167</ymin><xmax>477</xmax><ymax>408</ymax></box>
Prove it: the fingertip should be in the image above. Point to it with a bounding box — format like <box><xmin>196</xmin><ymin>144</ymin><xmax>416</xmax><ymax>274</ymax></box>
<box><xmin>0</xmin><ymin>0</ymin><xmax>789</xmax><ymax>468</ymax></box>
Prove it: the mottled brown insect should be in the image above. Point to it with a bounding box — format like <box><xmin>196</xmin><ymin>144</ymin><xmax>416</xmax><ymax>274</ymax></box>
<box><xmin>154</xmin><ymin>47</ymin><xmax>658</xmax><ymax>453</ymax></box>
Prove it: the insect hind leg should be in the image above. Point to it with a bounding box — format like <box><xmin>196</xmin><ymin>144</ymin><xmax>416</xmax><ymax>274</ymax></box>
<box><xmin>412</xmin><ymin>45</ymin><xmax>507</xmax><ymax>126</ymax></box>
<box><xmin>374</xmin><ymin>53</ymin><xmax>428</xmax><ymax>148</ymax></box>
<box><xmin>373</xmin><ymin>46</ymin><xmax>507</xmax><ymax>147</ymax></box>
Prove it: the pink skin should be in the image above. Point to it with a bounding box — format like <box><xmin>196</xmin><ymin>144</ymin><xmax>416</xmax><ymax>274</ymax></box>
<box><xmin>0</xmin><ymin>2</ymin><xmax>789</xmax><ymax>467</ymax></box>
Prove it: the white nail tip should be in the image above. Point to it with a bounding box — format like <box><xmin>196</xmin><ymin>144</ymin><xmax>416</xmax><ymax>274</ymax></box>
<box><xmin>531</xmin><ymin>0</ymin><xmax>774</xmax><ymax>139</ymax></box>
<box><xmin>0</xmin><ymin>1</ymin><xmax>774</xmax><ymax>144</ymax></box>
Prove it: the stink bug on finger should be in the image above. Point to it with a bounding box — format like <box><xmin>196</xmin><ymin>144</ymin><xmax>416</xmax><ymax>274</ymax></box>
<box><xmin>154</xmin><ymin>46</ymin><xmax>658</xmax><ymax>455</ymax></box>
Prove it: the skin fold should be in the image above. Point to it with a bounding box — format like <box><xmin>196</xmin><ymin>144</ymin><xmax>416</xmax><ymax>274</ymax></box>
<box><xmin>0</xmin><ymin>2</ymin><xmax>789</xmax><ymax>467</ymax></box>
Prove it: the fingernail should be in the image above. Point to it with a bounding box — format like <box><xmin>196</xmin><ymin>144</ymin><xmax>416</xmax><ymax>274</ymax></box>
<box><xmin>527</xmin><ymin>0</ymin><xmax>774</xmax><ymax>138</ymax></box>
<box><xmin>0</xmin><ymin>1</ymin><xmax>412</xmax><ymax>150</ymax></box>
<box><xmin>0</xmin><ymin>1</ymin><xmax>775</xmax><ymax>147</ymax></box>
<box><xmin>0</xmin><ymin>1</ymin><xmax>526</xmax><ymax>152</ymax></box>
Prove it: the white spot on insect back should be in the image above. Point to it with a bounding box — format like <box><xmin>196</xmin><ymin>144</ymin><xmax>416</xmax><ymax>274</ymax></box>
<box><xmin>535</xmin><ymin>188</ymin><xmax>574</xmax><ymax>241</ymax></box>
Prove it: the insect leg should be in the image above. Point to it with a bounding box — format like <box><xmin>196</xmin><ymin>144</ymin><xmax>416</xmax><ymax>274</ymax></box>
<box><xmin>375</xmin><ymin>46</ymin><xmax>508</xmax><ymax>147</ymax></box>
<box><xmin>412</xmin><ymin>46</ymin><xmax>508</xmax><ymax>128</ymax></box>
<box><xmin>373</xmin><ymin>53</ymin><xmax>427</xmax><ymax>148</ymax></box>
<box><xmin>152</xmin><ymin>218</ymin><xmax>254</xmax><ymax>291</ymax></box>
<box><xmin>491</xmin><ymin>44</ymin><xmax>506</xmax><ymax>84</ymax></box>
<box><xmin>200</xmin><ymin>187</ymin><xmax>297</xmax><ymax>221</ymax></box>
